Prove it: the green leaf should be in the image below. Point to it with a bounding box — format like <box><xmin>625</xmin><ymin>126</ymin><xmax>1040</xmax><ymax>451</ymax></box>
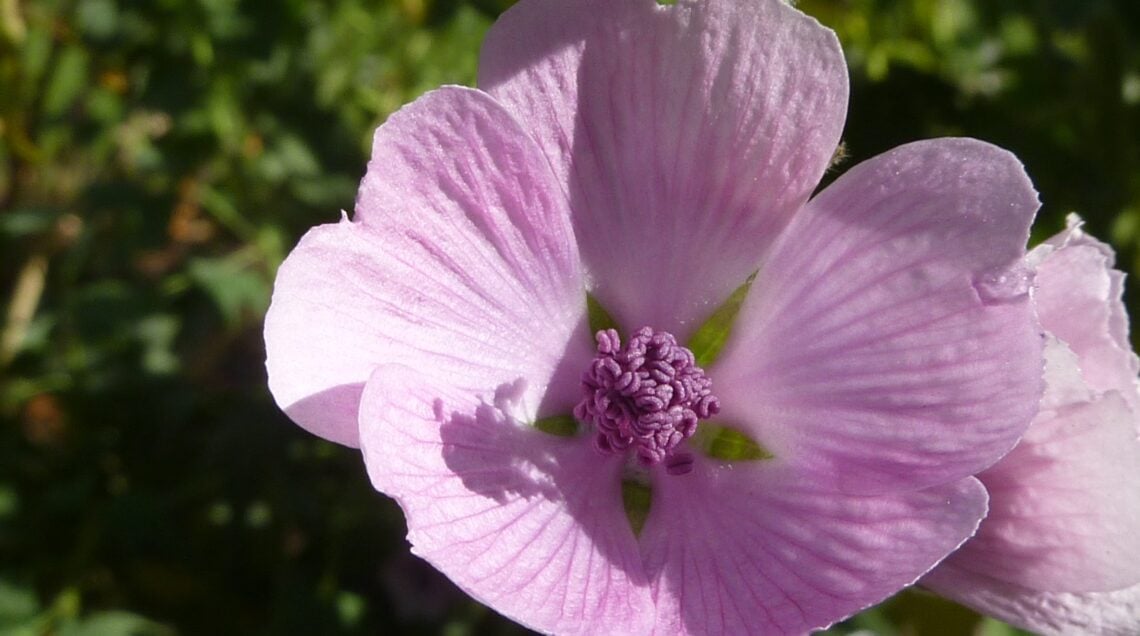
<box><xmin>187</xmin><ymin>256</ymin><xmax>270</xmax><ymax>327</ymax></box>
<box><xmin>978</xmin><ymin>617</ymin><xmax>1034</xmax><ymax>636</ymax></box>
<box><xmin>335</xmin><ymin>591</ymin><xmax>366</xmax><ymax>629</ymax></box>
<box><xmin>136</xmin><ymin>314</ymin><xmax>180</xmax><ymax>375</ymax></box>
<box><xmin>58</xmin><ymin>610</ymin><xmax>174</xmax><ymax>636</ymax></box>
<box><xmin>690</xmin><ymin>423</ymin><xmax>774</xmax><ymax>461</ymax></box>
<box><xmin>586</xmin><ymin>292</ymin><xmax>620</xmax><ymax>335</ymax></box>
<box><xmin>0</xmin><ymin>579</ymin><xmax>39</xmax><ymax>627</ymax></box>
<box><xmin>76</xmin><ymin>0</ymin><xmax>119</xmax><ymax>40</ymax></box>
<box><xmin>0</xmin><ymin>485</ymin><xmax>18</xmax><ymax>520</ymax></box>
<box><xmin>621</xmin><ymin>479</ymin><xmax>652</xmax><ymax>537</ymax></box>
<box><xmin>533</xmin><ymin>415</ymin><xmax>578</xmax><ymax>437</ymax></box>
<box><xmin>687</xmin><ymin>272</ymin><xmax>757</xmax><ymax>367</ymax></box>
<box><xmin>0</xmin><ymin>208</ymin><xmax>58</xmax><ymax>237</ymax></box>
<box><xmin>43</xmin><ymin>46</ymin><xmax>89</xmax><ymax>118</ymax></box>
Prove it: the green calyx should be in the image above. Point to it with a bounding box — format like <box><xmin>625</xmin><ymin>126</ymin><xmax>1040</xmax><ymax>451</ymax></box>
<box><xmin>690</xmin><ymin>422</ymin><xmax>774</xmax><ymax>461</ymax></box>
<box><xmin>687</xmin><ymin>271</ymin><xmax>757</xmax><ymax>368</ymax></box>
<box><xmin>621</xmin><ymin>479</ymin><xmax>652</xmax><ymax>537</ymax></box>
<box><xmin>533</xmin><ymin>415</ymin><xmax>579</xmax><ymax>437</ymax></box>
<box><xmin>586</xmin><ymin>292</ymin><xmax>620</xmax><ymax>335</ymax></box>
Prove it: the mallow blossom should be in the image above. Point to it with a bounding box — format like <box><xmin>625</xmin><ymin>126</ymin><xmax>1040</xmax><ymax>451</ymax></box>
<box><xmin>924</xmin><ymin>216</ymin><xmax>1140</xmax><ymax>635</ymax></box>
<box><xmin>265</xmin><ymin>0</ymin><xmax>1045</xmax><ymax>633</ymax></box>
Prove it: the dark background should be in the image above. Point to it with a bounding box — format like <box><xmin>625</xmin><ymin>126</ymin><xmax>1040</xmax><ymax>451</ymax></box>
<box><xmin>2</xmin><ymin>0</ymin><xmax>1137</xmax><ymax>633</ymax></box>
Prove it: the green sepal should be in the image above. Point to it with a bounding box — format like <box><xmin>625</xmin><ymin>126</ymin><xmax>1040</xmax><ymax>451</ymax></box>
<box><xmin>687</xmin><ymin>271</ymin><xmax>757</xmax><ymax>367</ymax></box>
<box><xmin>621</xmin><ymin>479</ymin><xmax>652</xmax><ymax>537</ymax></box>
<box><xmin>533</xmin><ymin>415</ymin><xmax>578</xmax><ymax>437</ymax></box>
<box><xmin>586</xmin><ymin>292</ymin><xmax>620</xmax><ymax>335</ymax></box>
<box><xmin>690</xmin><ymin>422</ymin><xmax>774</xmax><ymax>461</ymax></box>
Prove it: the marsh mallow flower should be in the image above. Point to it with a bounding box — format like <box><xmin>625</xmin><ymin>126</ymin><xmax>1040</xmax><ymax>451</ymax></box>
<box><xmin>924</xmin><ymin>217</ymin><xmax>1140</xmax><ymax>635</ymax></box>
<box><xmin>265</xmin><ymin>0</ymin><xmax>1044</xmax><ymax>632</ymax></box>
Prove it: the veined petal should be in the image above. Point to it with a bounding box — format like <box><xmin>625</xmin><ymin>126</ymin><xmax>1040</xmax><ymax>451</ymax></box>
<box><xmin>936</xmin><ymin>390</ymin><xmax>1140</xmax><ymax>593</ymax></box>
<box><xmin>359</xmin><ymin>366</ymin><xmax>653</xmax><ymax>635</ymax></box>
<box><xmin>925</xmin><ymin>221</ymin><xmax>1140</xmax><ymax>628</ymax></box>
<box><xmin>714</xmin><ymin>138</ymin><xmax>1042</xmax><ymax>494</ymax></box>
<box><xmin>265</xmin><ymin>86</ymin><xmax>588</xmax><ymax>446</ymax></box>
<box><xmin>1030</xmin><ymin>215</ymin><xmax>1140</xmax><ymax>413</ymax></box>
<box><xmin>924</xmin><ymin>565</ymin><xmax>1140</xmax><ymax>636</ymax></box>
<box><xmin>479</xmin><ymin>0</ymin><xmax>848</xmax><ymax>337</ymax></box>
<box><xmin>639</xmin><ymin>461</ymin><xmax>988</xmax><ymax>634</ymax></box>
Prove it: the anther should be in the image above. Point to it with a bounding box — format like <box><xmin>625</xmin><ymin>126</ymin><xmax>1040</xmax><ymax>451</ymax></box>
<box><xmin>574</xmin><ymin>327</ymin><xmax>720</xmax><ymax>470</ymax></box>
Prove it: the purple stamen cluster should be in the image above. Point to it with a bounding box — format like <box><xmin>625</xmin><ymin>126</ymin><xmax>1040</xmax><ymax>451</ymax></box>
<box><xmin>574</xmin><ymin>327</ymin><xmax>720</xmax><ymax>469</ymax></box>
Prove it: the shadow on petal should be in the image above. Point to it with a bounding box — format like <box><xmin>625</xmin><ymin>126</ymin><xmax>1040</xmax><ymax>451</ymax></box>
<box><xmin>282</xmin><ymin>382</ymin><xmax>366</xmax><ymax>448</ymax></box>
<box><xmin>437</xmin><ymin>389</ymin><xmax>650</xmax><ymax>587</ymax></box>
<box><xmin>439</xmin><ymin>400</ymin><xmax>564</xmax><ymax>505</ymax></box>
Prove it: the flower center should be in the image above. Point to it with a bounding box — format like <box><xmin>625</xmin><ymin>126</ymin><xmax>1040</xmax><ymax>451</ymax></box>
<box><xmin>574</xmin><ymin>327</ymin><xmax>720</xmax><ymax>472</ymax></box>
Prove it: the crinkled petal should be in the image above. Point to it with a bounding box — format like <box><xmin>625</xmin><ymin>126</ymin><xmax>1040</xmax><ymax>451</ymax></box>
<box><xmin>359</xmin><ymin>366</ymin><xmax>653</xmax><ymax>635</ymax></box>
<box><xmin>924</xmin><ymin>564</ymin><xmax>1140</xmax><ymax>636</ymax></box>
<box><xmin>1039</xmin><ymin>335</ymin><xmax>1095</xmax><ymax>411</ymax></box>
<box><xmin>639</xmin><ymin>460</ymin><xmax>988</xmax><ymax>634</ymax></box>
<box><xmin>265</xmin><ymin>86</ymin><xmax>587</xmax><ymax>446</ymax></box>
<box><xmin>479</xmin><ymin>0</ymin><xmax>848</xmax><ymax>336</ymax></box>
<box><xmin>925</xmin><ymin>220</ymin><xmax>1140</xmax><ymax>630</ymax></box>
<box><xmin>714</xmin><ymin>138</ymin><xmax>1043</xmax><ymax>495</ymax></box>
<box><xmin>934</xmin><ymin>389</ymin><xmax>1140</xmax><ymax>593</ymax></box>
<box><xmin>1030</xmin><ymin>214</ymin><xmax>1140</xmax><ymax>413</ymax></box>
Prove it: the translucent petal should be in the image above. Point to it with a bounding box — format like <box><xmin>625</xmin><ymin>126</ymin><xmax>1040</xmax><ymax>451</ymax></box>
<box><xmin>715</xmin><ymin>138</ymin><xmax>1042</xmax><ymax>494</ymax></box>
<box><xmin>1030</xmin><ymin>215</ymin><xmax>1140</xmax><ymax>413</ymax></box>
<box><xmin>640</xmin><ymin>460</ymin><xmax>988</xmax><ymax>634</ymax></box>
<box><xmin>265</xmin><ymin>87</ymin><xmax>588</xmax><ymax>445</ymax></box>
<box><xmin>359</xmin><ymin>366</ymin><xmax>653</xmax><ymax>634</ymax></box>
<box><xmin>925</xmin><ymin>565</ymin><xmax>1140</xmax><ymax>636</ymax></box>
<box><xmin>480</xmin><ymin>0</ymin><xmax>848</xmax><ymax>337</ymax></box>
<box><xmin>941</xmin><ymin>391</ymin><xmax>1140</xmax><ymax>593</ymax></box>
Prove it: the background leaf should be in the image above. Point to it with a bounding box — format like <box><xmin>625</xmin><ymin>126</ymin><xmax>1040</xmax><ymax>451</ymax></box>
<box><xmin>1</xmin><ymin>0</ymin><xmax>1136</xmax><ymax>633</ymax></box>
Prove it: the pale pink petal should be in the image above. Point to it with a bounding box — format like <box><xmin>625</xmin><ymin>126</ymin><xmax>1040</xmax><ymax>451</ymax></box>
<box><xmin>714</xmin><ymin>138</ymin><xmax>1042</xmax><ymax>495</ymax></box>
<box><xmin>1039</xmin><ymin>335</ymin><xmax>1095</xmax><ymax>411</ymax></box>
<box><xmin>924</xmin><ymin>221</ymin><xmax>1140</xmax><ymax>630</ymax></box>
<box><xmin>265</xmin><ymin>86</ymin><xmax>588</xmax><ymax>446</ymax></box>
<box><xmin>359</xmin><ymin>366</ymin><xmax>653</xmax><ymax>635</ymax></box>
<box><xmin>1031</xmin><ymin>215</ymin><xmax>1140</xmax><ymax>413</ymax></box>
<box><xmin>479</xmin><ymin>0</ymin><xmax>848</xmax><ymax>336</ymax></box>
<box><xmin>640</xmin><ymin>460</ymin><xmax>988</xmax><ymax>634</ymax></box>
<box><xmin>936</xmin><ymin>389</ymin><xmax>1140</xmax><ymax>593</ymax></box>
<box><xmin>924</xmin><ymin>563</ymin><xmax>1140</xmax><ymax>636</ymax></box>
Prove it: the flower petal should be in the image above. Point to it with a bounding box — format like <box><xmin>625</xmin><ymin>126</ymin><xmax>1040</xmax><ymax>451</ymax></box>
<box><xmin>479</xmin><ymin>0</ymin><xmax>848</xmax><ymax>336</ymax></box>
<box><xmin>924</xmin><ymin>565</ymin><xmax>1140</xmax><ymax>636</ymax></box>
<box><xmin>936</xmin><ymin>389</ymin><xmax>1140</xmax><ymax>593</ymax></box>
<box><xmin>1030</xmin><ymin>215</ymin><xmax>1140</xmax><ymax>413</ymax></box>
<box><xmin>265</xmin><ymin>86</ymin><xmax>587</xmax><ymax>446</ymax></box>
<box><xmin>639</xmin><ymin>460</ymin><xmax>988</xmax><ymax>634</ymax></box>
<box><xmin>925</xmin><ymin>221</ymin><xmax>1140</xmax><ymax>630</ymax></box>
<box><xmin>714</xmin><ymin>138</ymin><xmax>1043</xmax><ymax>494</ymax></box>
<box><xmin>359</xmin><ymin>365</ymin><xmax>653</xmax><ymax>635</ymax></box>
<box><xmin>1039</xmin><ymin>333</ymin><xmax>1096</xmax><ymax>411</ymax></box>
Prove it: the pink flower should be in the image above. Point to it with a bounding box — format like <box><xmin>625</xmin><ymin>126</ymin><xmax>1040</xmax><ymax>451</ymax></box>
<box><xmin>924</xmin><ymin>216</ymin><xmax>1140</xmax><ymax>635</ymax></box>
<box><xmin>265</xmin><ymin>0</ymin><xmax>1044</xmax><ymax>632</ymax></box>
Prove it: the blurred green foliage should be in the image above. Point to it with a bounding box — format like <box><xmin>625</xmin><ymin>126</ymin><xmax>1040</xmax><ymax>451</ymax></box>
<box><xmin>0</xmin><ymin>0</ymin><xmax>1137</xmax><ymax>633</ymax></box>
